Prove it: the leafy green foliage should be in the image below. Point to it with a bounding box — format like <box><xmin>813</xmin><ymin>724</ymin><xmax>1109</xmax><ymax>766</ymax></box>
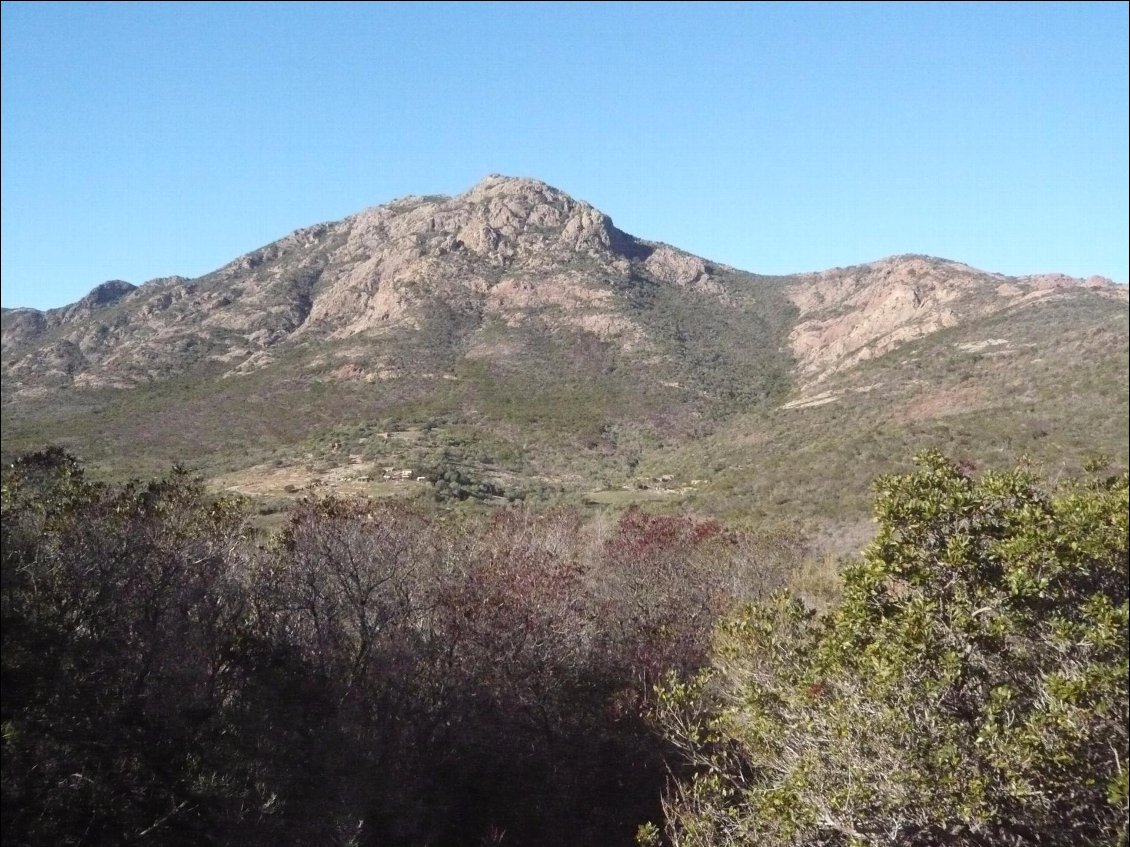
<box><xmin>654</xmin><ymin>453</ymin><xmax>1129</xmax><ymax>846</ymax></box>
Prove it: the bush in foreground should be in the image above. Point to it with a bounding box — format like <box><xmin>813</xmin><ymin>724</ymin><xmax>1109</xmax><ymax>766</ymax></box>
<box><xmin>651</xmin><ymin>453</ymin><xmax>1128</xmax><ymax>847</ymax></box>
<box><xmin>1</xmin><ymin>449</ymin><xmax>801</xmax><ymax>846</ymax></box>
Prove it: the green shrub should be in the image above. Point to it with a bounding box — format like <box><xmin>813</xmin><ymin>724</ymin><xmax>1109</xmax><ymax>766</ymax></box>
<box><xmin>653</xmin><ymin>453</ymin><xmax>1129</xmax><ymax>846</ymax></box>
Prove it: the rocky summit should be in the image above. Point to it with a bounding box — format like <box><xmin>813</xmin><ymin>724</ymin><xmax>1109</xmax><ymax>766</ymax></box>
<box><xmin>2</xmin><ymin>175</ymin><xmax>1127</xmax><ymax>524</ymax></box>
<box><xmin>4</xmin><ymin>175</ymin><xmax>710</xmax><ymax>390</ymax></box>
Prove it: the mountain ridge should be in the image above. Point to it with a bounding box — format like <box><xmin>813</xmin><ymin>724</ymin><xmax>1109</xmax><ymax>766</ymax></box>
<box><xmin>3</xmin><ymin>174</ymin><xmax>1122</xmax><ymax>394</ymax></box>
<box><xmin>2</xmin><ymin>175</ymin><xmax>1126</xmax><ymax>524</ymax></box>
<box><xmin>5</xmin><ymin>173</ymin><xmax>1120</xmax><ymax>315</ymax></box>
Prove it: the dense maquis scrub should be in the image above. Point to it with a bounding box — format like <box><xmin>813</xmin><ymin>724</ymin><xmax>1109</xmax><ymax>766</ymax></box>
<box><xmin>5</xmin><ymin>450</ymin><xmax>1126</xmax><ymax>847</ymax></box>
<box><xmin>0</xmin><ymin>448</ymin><xmax>802</xmax><ymax>846</ymax></box>
<box><xmin>648</xmin><ymin>453</ymin><xmax>1129</xmax><ymax>847</ymax></box>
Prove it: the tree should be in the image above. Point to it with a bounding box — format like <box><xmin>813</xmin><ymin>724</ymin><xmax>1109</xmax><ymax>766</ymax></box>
<box><xmin>651</xmin><ymin>453</ymin><xmax>1129</xmax><ymax>847</ymax></box>
<box><xmin>1</xmin><ymin>450</ymin><xmax>262</xmax><ymax>844</ymax></box>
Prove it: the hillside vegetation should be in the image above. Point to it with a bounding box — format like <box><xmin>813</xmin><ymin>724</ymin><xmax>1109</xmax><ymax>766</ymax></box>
<box><xmin>2</xmin><ymin>450</ymin><xmax>1125</xmax><ymax>846</ymax></box>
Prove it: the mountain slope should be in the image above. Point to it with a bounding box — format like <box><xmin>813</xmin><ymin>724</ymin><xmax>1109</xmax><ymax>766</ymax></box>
<box><xmin>652</xmin><ymin>282</ymin><xmax>1128</xmax><ymax>522</ymax></box>
<box><xmin>3</xmin><ymin>176</ymin><xmax>1126</xmax><ymax>522</ymax></box>
<box><xmin>2</xmin><ymin>176</ymin><xmax>788</xmax><ymax>397</ymax></box>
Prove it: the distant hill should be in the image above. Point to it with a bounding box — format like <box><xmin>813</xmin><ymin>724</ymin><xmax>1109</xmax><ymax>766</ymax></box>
<box><xmin>3</xmin><ymin>175</ymin><xmax>1126</xmax><ymax>527</ymax></box>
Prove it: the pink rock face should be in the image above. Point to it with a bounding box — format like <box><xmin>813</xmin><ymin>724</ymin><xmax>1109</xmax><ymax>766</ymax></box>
<box><xmin>1</xmin><ymin>175</ymin><xmax>669</xmax><ymax>390</ymax></box>
<box><xmin>785</xmin><ymin>255</ymin><xmax>1124</xmax><ymax>384</ymax></box>
<box><xmin>1</xmin><ymin>178</ymin><xmax>1122</xmax><ymax>397</ymax></box>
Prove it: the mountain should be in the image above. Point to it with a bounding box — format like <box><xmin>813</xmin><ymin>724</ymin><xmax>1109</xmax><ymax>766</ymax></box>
<box><xmin>2</xmin><ymin>176</ymin><xmax>756</xmax><ymax>388</ymax></box>
<box><xmin>3</xmin><ymin>175</ymin><xmax>1127</xmax><ymax>527</ymax></box>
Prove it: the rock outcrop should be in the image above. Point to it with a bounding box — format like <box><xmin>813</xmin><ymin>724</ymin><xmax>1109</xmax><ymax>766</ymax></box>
<box><xmin>4</xmin><ymin>176</ymin><xmax>720</xmax><ymax>392</ymax></box>
<box><xmin>2</xmin><ymin>178</ymin><xmax>1123</xmax><ymax>399</ymax></box>
<box><xmin>786</xmin><ymin>255</ymin><xmax>1125</xmax><ymax>383</ymax></box>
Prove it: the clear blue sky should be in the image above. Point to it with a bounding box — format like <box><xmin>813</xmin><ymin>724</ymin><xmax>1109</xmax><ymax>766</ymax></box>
<box><xmin>2</xmin><ymin>1</ymin><xmax>1127</xmax><ymax>309</ymax></box>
